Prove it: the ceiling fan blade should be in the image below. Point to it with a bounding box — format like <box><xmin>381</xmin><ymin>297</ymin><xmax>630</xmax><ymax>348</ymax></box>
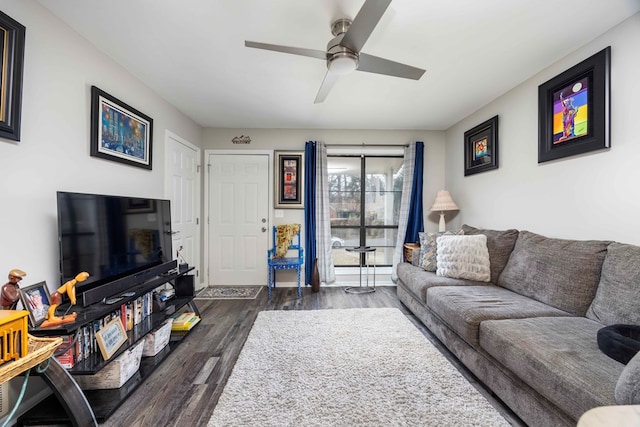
<box><xmin>340</xmin><ymin>0</ymin><xmax>392</xmax><ymax>53</ymax></box>
<box><xmin>358</xmin><ymin>53</ymin><xmax>425</xmax><ymax>80</ymax></box>
<box><xmin>314</xmin><ymin>70</ymin><xmax>340</xmax><ymax>103</ymax></box>
<box><xmin>245</xmin><ymin>41</ymin><xmax>326</xmax><ymax>60</ymax></box>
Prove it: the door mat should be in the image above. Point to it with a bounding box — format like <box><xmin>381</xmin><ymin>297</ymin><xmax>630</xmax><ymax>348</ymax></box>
<box><xmin>195</xmin><ymin>286</ymin><xmax>263</xmax><ymax>300</ymax></box>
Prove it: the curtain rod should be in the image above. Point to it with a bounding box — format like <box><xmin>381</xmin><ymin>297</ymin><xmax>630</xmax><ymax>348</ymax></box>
<box><xmin>325</xmin><ymin>143</ymin><xmax>409</xmax><ymax>148</ymax></box>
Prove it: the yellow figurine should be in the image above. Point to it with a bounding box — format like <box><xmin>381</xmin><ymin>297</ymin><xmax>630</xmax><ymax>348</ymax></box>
<box><xmin>40</xmin><ymin>272</ymin><xmax>89</xmax><ymax>328</ymax></box>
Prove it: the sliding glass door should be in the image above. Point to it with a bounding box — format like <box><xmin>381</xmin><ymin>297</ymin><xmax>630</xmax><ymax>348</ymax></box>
<box><xmin>328</xmin><ymin>154</ymin><xmax>404</xmax><ymax>267</ymax></box>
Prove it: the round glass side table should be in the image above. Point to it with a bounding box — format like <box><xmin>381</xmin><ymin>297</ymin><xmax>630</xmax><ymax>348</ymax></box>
<box><xmin>344</xmin><ymin>246</ymin><xmax>376</xmax><ymax>294</ymax></box>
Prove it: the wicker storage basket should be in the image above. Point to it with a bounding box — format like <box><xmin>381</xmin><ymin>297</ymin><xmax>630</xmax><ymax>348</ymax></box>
<box><xmin>0</xmin><ymin>335</ymin><xmax>62</xmax><ymax>384</ymax></box>
<box><xmin>73</xmin><ymin>340</ymin><xmax>144</xmax><ymax>390</ymax></box>
<box><xmin>142</xmin><ymin>318</ymin><xmax>172</xmax><ymax>357</ymax></box>
<box><xmin>403</xmin><ymin>243</ymin><xmax>420</xmax><ymax>262</ymax></box>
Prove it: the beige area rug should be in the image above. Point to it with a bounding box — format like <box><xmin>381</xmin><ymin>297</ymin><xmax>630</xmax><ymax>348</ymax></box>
<box><xmin>195</xmin><ymin>286</ymin><xmax>262</xmax><ymax>300</ymax></box>
<box><xmin>208</xmin><ymin>308</ymin><xmax>510</xmax><ymax>426</ymax></box>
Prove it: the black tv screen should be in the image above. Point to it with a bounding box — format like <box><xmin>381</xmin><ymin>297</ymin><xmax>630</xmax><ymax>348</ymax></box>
<box><xmin>57</xmin><ymin>191</ymin><xmax>173</xmax><ymax>297</ymax></box>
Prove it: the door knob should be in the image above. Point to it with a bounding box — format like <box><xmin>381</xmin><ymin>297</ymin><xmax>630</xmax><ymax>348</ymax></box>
<box><xmin>262</xmin><ymin>227</ymin><xmax>267</xmax><ymax>232</ymax></box>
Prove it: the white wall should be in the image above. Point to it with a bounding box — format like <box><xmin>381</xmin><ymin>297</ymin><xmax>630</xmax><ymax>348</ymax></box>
<box><xmin>444</xmin><ymin>13</ymin><xmax>640</xmax><ymax>245</ymax></box>
<box><xmin>0</xmin><ymin>0</ymin><xmax>203</xmax><ymax>294</ymax></box>
<box><xmin>203</xmin><ymin>128</ymin><xmax>447</xmax><ymax>232</ymax></box>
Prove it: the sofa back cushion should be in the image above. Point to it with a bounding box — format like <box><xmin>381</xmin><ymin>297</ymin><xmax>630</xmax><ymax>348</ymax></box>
<box><xmin>586</xmin><ymin>242</ymin><xmax>640</xmax><ymax>325</ymax></box>
<box><xmin>461</xmin><ymin>224</ymin><xmax>519</xmax><ymax>284</ymax></box>
<box><xmin>497</xmin><ymin>230</ymin><xmax>610</xmax><ymax>316</ymax></box>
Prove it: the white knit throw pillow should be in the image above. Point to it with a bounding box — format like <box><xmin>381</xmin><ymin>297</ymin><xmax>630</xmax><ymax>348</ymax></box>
<box><xmin>436</xmin><ymin>234</ymin><xmax>491</xmax><ymax>282</ymax></box>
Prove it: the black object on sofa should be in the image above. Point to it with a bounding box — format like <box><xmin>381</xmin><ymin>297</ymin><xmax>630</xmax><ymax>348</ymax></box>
<box><xmin>598</xmin><ymin>324</ymin><xmax>640</xmax><ymax>364</ymax></box>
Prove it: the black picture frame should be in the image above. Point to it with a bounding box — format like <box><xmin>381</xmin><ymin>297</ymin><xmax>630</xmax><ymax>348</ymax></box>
<box><xmin>90</xmin><ymin>85</ymin><xmax>154</xmax><ymax>170</ymax></box>
<box><xmin>0</xmin><ymin>11</ymin><xmax>25</xmax><ymax>142</ymax></box>
<box><xmin>18</xmin><ymin>281</ymin><xmax>52</xmax><ymax>328</ymax></box>
<box><xmin>538</xmin><ymin>47</ymin><xmax>610</xmax><ymax>163</ymax></box>
<box><xmin>274</xmin><ymin>151</ymin><xmax>304</xmax><ymax>209</ymax></box>
<box><xmin>464</xmin><ymin>115</ymin><xmax>499</xmax><ymax>176</ymax></box>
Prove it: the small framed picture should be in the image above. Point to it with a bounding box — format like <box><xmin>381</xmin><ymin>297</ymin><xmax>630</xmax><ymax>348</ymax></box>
<box><xmin>464</xmin><ymin>115</ymin><xmax>499</xmax><ymax>176</ymax></box>
<box><xmin>90</xmin><ymin>85</ymin><xmax>154</xmax><ymax>170</ymax></box>
<box><xmin>19</xmin><ymin>281</ymin><xmax>52</xmax><ymax>328</ymax></box>
<box><xmin>95</xmin><ymin>317</ymin><xmax>128</xmax><ymax>360</ymax></box>
<box><xmin>274</xmin><ymin>151</ymin><xmax>304</xmax><ymax>209</ymax></box>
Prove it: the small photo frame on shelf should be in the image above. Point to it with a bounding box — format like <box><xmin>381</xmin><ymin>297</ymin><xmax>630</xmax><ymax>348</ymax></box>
<box><xmin>538</xmin><ymin>47</ymin><xmax>610</xmax><ymax>163</ymax></box>
<box><xmin>95</xmin><ymin>317</ymin><xmax>128</xmax><ymax>361</ymax></box>
<box><xmin>464</xmin><ymin>115</ymin><xmax>499</xmax><ymax>176</ymax></box>
<box><xmin>274</xmin><ymin>151</ymin><xmax>304</xmax><ymax>209</ymax></box>
<box><xmin>0</xmin><ymin>11</ymin><xmax>26</xmax><ymax>142</ymax></box>
<box><xmin>90</xmin><ymin>85</ymin><xmax>154</xmax><ymax>170</ymax></box>
<box><xmin>18</xmin><ymin>282</ymin><xmax>51</xmax><ymax>328</ymax></box>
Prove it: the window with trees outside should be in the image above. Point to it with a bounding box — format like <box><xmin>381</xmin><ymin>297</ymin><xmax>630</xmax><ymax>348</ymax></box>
<box><xmin>328</xmin><ymin>154</ymin><xmax>404</xmax><ymax>267</ymax></box>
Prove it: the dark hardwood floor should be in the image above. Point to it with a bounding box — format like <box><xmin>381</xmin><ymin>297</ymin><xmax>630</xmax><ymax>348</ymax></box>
<box><xmin>101</xmin><ymin>286</ymin><xmax>524</xmax><ymax>426</ymax></box>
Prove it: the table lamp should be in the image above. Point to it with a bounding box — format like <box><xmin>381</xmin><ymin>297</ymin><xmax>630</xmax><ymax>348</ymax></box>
<box><xmin>430</xmin><ymin>190</ymin><xmax>459</xmax><ymax>232</ymax></box>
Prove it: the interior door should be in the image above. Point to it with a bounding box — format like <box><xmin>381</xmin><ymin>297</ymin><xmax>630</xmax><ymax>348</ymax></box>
<box><xmin>207</xmin><ymin>153</ymin><xmax>270</xmax><ymax>286</ymax></box>
<box><xmin>166</xmin><ymin>131</ymin><xmax>201</xmax><ymax>287</ymax></box>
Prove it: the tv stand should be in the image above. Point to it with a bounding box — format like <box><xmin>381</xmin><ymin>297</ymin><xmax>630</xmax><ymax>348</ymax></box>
<box><xmin>19</xmin><ymin>268</ymin><xmax>198</xmax><ymax>426</ymax></box>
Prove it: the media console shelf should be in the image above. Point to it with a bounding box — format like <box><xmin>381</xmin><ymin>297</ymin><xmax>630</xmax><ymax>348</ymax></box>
<box><xmin>18</xmin><ymin>268</ymin><xmax>198</xmax><ymax>426</ymax></box>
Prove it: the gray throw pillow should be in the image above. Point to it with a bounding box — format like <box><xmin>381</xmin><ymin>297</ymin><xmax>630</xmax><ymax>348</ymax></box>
<box><xmin>418</xmin><ymin>230</ymin><xmax>463</xmax><ymax>271</ymax></box>
<box><xmin>616</xmin><ymin>350</ymin><xmax>640</xmax><ymax>404</ymax></box>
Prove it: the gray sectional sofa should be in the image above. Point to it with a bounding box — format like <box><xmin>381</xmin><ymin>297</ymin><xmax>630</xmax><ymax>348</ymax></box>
<box><xmin>397</xmin><ymin>224</ymin><xmax>640</xmax><ymax>427</ymax></box>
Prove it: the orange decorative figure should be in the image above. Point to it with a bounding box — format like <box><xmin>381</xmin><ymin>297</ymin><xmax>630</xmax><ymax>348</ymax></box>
<box><xmin>1</xmin><ymin>269</ymin><xmax>26</xmax><ymax>310</ymax></box>
<box><xmin>40</xmin><ymin>272</ymin><xmax>89</xmax><ymax>328</ymax></box>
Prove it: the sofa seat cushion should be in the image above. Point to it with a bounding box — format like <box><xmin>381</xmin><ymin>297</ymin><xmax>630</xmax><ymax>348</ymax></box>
<box><xmin>427</xmin><ymin>285</ymin><xmax>570</xmax><ymax>346</ymax></box>
<box><xmin>497</xmin><ymin>231</ymin><xmax>610</xmax><ymax>316</ymax></box>
<box><xmin>462</xmin><ymin>225</ymin><xmax>519</xmax><ymax>284</ymax></box>
<box><xmin>397</xmin><ymin>263</ymin><xmax>487</xmax><ymax>303</ymax></box>
<box><xmin>480</xmin><ymin>317</ymin><xmax>624</xmax><ymax>421</ymax></box>
<box><xmin>586</xmin><ymin>242</ymin><xmax>640</xmax><ymax>325</ymax></box>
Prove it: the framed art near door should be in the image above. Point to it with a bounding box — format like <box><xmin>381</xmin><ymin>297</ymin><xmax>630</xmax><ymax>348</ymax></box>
<box><xmin>538</xmin><ymin>47</ymin><xmax>610</xmax><ymax>163</ymax></box>
<box><xmin>274</xmin><ymin>151</ymin><xmax>304</xmax><ymax>209</ymax></box>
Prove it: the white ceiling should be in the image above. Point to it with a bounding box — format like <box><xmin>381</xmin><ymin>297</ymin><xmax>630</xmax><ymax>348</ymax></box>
<box><xmin>38</xmin><ymin>0</ymin><xmax>640</xmax><ymax>130</ymax></box>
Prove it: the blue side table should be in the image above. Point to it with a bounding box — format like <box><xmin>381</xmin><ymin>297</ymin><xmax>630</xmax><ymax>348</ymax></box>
<box><xmin>345</xmin><ymin>246</ymin><xmax>376</xmax><ymax>294</ymax></box>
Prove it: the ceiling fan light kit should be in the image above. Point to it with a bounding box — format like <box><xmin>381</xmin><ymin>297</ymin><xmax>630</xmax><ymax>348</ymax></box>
<box><xmin>245</xmin><ymin>0</ymin><xmax>425</xmax><ymax>103</ymax></box>
<box><xmin>328</xmin><ymin>51</ymin><xmax>359</xmax><ymax>74</ymax></box>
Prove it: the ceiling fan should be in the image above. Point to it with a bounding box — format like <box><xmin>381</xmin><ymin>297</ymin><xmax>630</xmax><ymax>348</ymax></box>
<box><xmin>245</xmin><ymin>0</ymin><xmax>425</xmax><ymax>103</ymax></box>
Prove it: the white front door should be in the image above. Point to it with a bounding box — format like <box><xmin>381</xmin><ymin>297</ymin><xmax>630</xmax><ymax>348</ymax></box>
<box><xmin>206</xmin><ymin>152</ymin><xmax>270</xmax><ymax>286</ymax></box>
<box><xmin>165</xmin><ymin>131</ymin><xmax>201</xmax><ymax>288</ymax></box>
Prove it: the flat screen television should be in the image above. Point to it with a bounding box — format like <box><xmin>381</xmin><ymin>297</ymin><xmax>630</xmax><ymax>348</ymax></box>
<box><xmin>57</xmin><ymin>191</ymin><xmax>173</xmax><ymax>301</ymax></box>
